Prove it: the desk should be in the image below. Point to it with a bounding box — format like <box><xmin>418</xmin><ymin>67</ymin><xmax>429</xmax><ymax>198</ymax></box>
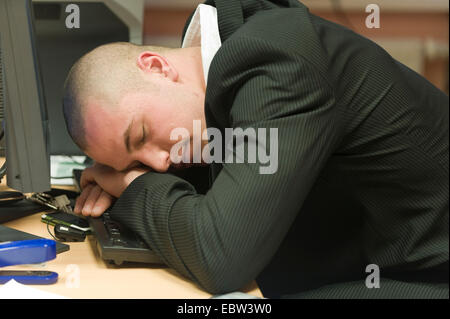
<box><xmin>0</xmin><ymin>184</ymin><xmax>262</xmax><ymax>298</ymax></box>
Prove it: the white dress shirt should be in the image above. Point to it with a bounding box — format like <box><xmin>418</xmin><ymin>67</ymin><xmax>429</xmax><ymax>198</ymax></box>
<box><xmin>181</xmin><ymin>4</ymin><xmax>222</xmax><ymax>84</ymax></box>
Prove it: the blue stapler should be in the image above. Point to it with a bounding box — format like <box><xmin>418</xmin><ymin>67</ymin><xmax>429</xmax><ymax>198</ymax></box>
<box><xmin>0</xmin><ymin>239</ymin><xmax>58</xmax><ymax>284</ymax></box>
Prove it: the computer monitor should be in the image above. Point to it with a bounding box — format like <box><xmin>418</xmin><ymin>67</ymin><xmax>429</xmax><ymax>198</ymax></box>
<box><xmin>0</xmin><ymin>0</ymin><xmax>51</xmax><ymax>193</ymax></box>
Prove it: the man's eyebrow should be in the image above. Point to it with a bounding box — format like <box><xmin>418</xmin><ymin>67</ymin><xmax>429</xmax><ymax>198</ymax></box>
<box><xmin>123</xmin><ymin>119</ymin><xmax>134</xmax><ymax>154</ymax></box>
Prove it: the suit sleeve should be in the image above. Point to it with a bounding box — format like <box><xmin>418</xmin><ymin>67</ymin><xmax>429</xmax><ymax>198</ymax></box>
<box><xmin>109</xmin><ymin>36</ymin><xmax>345</xmax><ymax>294</ymax></box>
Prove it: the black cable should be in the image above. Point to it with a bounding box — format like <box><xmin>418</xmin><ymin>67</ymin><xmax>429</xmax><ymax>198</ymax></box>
<box><xmin>0</xmin><ymin>161</ymin><xmax>6</xmax><ymax>181</ymax></box>
<box><xmin>0</xmin><ymin>128</ymin><xmax>5</xmax><ymax>181</ymax></box>
<box><xmin>46</xmin><ymin>222</ymin><xmax>59</xmax><ymax>241</ymax></box>
<box><xmin>0</xmin><ymin>191</ymin><xmax>25</xmax><ymax>206</ymax></box>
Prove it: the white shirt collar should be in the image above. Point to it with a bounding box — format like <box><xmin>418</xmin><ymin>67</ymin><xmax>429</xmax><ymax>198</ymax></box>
<box><xmin>181</xmin><ymin>4</ymin><xmax>221</xmax><ymax>84</ymax></box>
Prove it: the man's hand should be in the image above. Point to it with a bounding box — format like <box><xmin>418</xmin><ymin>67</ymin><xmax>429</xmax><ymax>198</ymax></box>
<box><xmin>74</xmin><ymin>163</ymin><xmax>150</xmax><ymax>216</ymax></box>
<box><xmin>74</xmin><ymin>183</ymin><xmax>114</xmax><ymax>217</ymax></box>
<box><xmin>80</xmin><ymin>163</ymin><xmax>150</xmax><ymax>198</ymax></box>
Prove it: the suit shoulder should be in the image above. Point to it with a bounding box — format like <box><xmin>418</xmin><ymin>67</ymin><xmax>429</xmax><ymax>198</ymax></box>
<box><xmin>219</xmin><ymin>7</ymin><xmax>330</xmax><ymax>77</ymax></box>
<box><xmin>233</xmin><ymin>8</ymin><xmax>309</xmax><ymax>50</ymax></box>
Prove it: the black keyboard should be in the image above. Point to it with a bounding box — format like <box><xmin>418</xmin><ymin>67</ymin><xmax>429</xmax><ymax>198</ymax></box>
<box><xmin>73</xmin><ymin>169</ymin><xmax>163</xmax><ymax>265</ymax></box>
<box><xmin>88</xmin><ymin>211</ymin><xmax>163</xmax><ymax>266</ymax></box>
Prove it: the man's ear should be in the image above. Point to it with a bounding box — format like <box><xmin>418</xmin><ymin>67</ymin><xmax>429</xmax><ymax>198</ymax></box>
<box><xmin>137</xmin><ymin>52</ymin><xmax>178</xmax><ymax>81</ymax></box>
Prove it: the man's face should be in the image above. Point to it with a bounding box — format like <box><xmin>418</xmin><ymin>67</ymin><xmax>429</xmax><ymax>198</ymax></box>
<box><xmin>83</xmin><ymin>84</ymin><xmax>205</xmax><ymax>173</ymax></box>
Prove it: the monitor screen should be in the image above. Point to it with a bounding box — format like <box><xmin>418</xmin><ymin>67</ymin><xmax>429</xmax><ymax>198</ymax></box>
<box><xmin>0</xmin><ymin>0</ymin><xmax>51</xmax><ymax>193</ymax></box>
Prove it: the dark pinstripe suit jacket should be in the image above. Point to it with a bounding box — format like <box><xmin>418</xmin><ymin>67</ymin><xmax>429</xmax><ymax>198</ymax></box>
<box><xmin>110</xmin><ymin>0</ymin><xmax>449</xmax><ymax>298</ymax></box>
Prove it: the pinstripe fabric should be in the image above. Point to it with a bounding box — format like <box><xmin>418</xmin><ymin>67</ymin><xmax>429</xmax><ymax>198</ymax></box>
<box><xmin>285</xmin><ymin>278</ymin><xmax>449</xmax><ymax>299</ymax></box>
<box><xmin>109</xmin><ymin>0</ymin><xmax>449</xmax><ymax>298</ymax></box>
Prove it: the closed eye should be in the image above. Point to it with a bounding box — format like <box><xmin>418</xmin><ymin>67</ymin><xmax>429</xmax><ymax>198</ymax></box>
<box><xmin>140</xmin><ymin>125</ymin><xmax>146</xmax><ymax>145</ymax></box>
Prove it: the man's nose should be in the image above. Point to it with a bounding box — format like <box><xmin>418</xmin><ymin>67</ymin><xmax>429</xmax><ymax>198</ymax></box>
<box><xmin>137</xmin><ymin>149</ymin><xmax>170</xmax><ymax>172</ymax></box>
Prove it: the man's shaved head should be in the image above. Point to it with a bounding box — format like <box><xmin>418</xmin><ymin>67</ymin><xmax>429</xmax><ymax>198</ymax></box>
<box><xmin>62</xmin><ymin>41</ymin><xmax>206</xmax><ymax>173</ymax></box>
<box><xmin>63</xmin><ymin>42</ymin><xmax>170</xmax><ymax>150</ymax></box>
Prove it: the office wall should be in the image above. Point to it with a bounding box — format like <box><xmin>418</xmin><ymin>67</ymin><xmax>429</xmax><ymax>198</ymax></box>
<box><xmin>143</xmin><ymin>0</ymin><xmax>449</xmax><ymax>93</ymax></box>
